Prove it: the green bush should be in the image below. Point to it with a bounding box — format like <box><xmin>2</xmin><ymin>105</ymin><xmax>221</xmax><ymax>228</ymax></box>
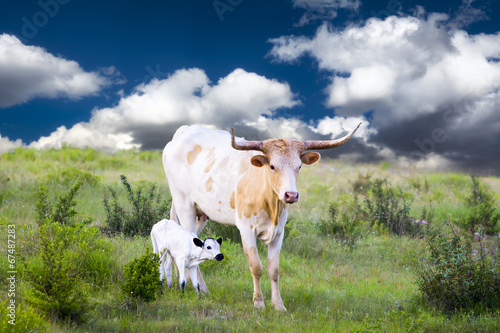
<box><xmin>121</xmin><ymin>248</ymin><xmax>162</xmax><ymax>303</ymax></box>
<box><xmin>102</xmin><ymin>175</ymin><xmax>170</xmax><ymax>237</ymax></box>
<box><xmin>35</xmin><ymin>182</ymin><xmax>83</xmax><ymax>226</ymax></box>
<box><xmin>24</xmin><ymin>222</ymin><xmax>94</xmax><ymax>324</ymax></box>
<box><xmin>351</xmin><ymin>170</ymin><xmax>374</xmax><ymax>194</ymax></box>
<box><xmin>0</xmin><ymin>299</ymin><xmax>49</xmax><ymax>333</ymax></box>
<box><xmin>22</xmin><ymin>184</ymin><xmax>116</xmax><ymax>324</ymax></box>
<box><xmin>317</xmin><ymin>200</ymin><xmax>365</xmax><ymax>246</ymax></box>
<box><xmin>459</xmin><ymin>176</ymin><xmax>500</xmax><ymax>236</ymax></box>
<box><xmin>412</xmin><ymin>229</ymin><xmax>500</xmax><ymax>314</ymax></box>
<box><xmin>44</xmin><ymin>167</ymin><xmax>101</xmax><ymax>186</ymax></box>
<box><xmin>362</xmin><ymin>179</ymin><xmax>426</xmax><ymax>237</ymax></box>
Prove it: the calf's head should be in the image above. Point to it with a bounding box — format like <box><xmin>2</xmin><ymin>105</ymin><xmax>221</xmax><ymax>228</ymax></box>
<box><xmin>231</xmin><ymin>123</ymin><xmax>361</xmax><ymax>204</ymax></box>
<box><xmin>193</xmin><ymin>237</ymin><xmax>224</xmax><ymax>261</ymax></box>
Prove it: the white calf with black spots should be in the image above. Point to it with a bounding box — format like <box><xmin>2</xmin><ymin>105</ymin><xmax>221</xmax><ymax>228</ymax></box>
<box><xmin>151</xmin><ymin>219</ymin><xmax>224</xmax><ymax>293</ymax></box>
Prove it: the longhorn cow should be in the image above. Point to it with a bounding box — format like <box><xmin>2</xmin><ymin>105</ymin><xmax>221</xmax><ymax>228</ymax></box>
<box><xmin>162</xmin><ymin>123</ymin><xmax>360</xmax><ymax>310</ymax></box>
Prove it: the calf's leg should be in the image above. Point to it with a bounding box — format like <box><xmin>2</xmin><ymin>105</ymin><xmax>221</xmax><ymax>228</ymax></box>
<box><xmin>165</xmin><ymin>253</ymin><xmax>174</xmax><ymax>288</ymax></box>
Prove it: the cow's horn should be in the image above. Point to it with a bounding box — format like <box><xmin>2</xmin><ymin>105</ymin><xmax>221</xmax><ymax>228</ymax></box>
<box><xmin>301</xmin><ymin>122</ymin><xmax>361</xmax><ymax>151</ymax></box>
<box><xmin>231</xmin><ymin>128</ymin><xmax>264</xmax><ymax>151</ymax></box>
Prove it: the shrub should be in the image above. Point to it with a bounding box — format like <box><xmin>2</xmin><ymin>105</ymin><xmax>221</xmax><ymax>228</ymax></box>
<box><xmin>102</xmin><ymin>175</ymin><xmax>170</xmax><ymax>236</ymax></box>
<box><xmin>0</xmin><ymin>299</ymin><xmax>49</xmax><ymax>333</ymax></box>
<box><xmin>351</xmin><ymin>170</ymin><xmax>374</xmax><ymax>194</ymax></box>
<box><xmin>23</xmin><ymin>184</ymin><xmax>116</xmax><ymax>324</ymax></box>
<box><xmin>412</xmin><ymin>227</ymin><xmax>500</xmax><ymax>314</ymax></box>
<box><xmin>121</xmin><ymin>248</ymin><xmax>162</xmax><ymax>303</ymax></box>
<box><xmin>459</xmin><ymin>176</ymin><xmax>500</xmax><ymax>236</ymax></box>
<box><xmin>44</xmin><ymin>167</ymin><xmax>101</xmax><ymax>186</ymax></box>
<box><xmin>362</xmin><ymin>179</ymin><xmax>425</xmax><ymax>237</ymax></box>
<box><xmin>24</xmin><ymin>222</ymin><xmax>94</xmax><ymax>324</ymax></box>
<box><xmin>35</xmin><ymin>182</ymin><xmax>82</xmax><ymax>226</ymax></box>
<box><xmin>317</xmin><ymin>200</ymin><xmax>365</xmax><ymax>246</ymax></box>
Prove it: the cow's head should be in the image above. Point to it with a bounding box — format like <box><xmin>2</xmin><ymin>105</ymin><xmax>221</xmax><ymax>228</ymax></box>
<box><xmin>193</xmin><ymin>237</ymin><xmax>224</xmax><ymax>261</ymax></box>
<box><xmin>231</xmin><ymin>123</ymin><xmax>361</xmax><ymax>204</ymax></box>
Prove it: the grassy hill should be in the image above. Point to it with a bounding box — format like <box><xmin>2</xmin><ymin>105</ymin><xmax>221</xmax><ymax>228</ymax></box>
<box><xmin>1</xmin><ymin>147</ymin><xmax>499</xmax><ymax>332</ymax></box>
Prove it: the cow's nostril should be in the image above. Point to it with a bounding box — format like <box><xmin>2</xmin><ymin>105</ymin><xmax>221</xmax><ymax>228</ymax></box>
<box><xmin>284</xmin><ymin>191</ymin><xmax>299</xmax><ymax>203</ymax></box>
<box><xmin>215</xmin><ymin>253</ymin><xmax>224</xmax><ymax>261</ymax></box>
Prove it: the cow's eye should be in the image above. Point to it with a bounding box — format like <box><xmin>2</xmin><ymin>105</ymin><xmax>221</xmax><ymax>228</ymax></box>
<box><xmin>207</xmin><ymin>246</ymin><xmax>212</xmax><ymax>250</ymax></box>
<box><xmin>270</xmin><ymin>165</ymin><xmax>275</xmax><ymax>170</ymax></box>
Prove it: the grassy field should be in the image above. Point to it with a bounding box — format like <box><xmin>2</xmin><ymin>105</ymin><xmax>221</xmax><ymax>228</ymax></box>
<box><xmin>1</xmin><ymin>147</ymin><xmax>499</xmax><ymax>332</ymax></box>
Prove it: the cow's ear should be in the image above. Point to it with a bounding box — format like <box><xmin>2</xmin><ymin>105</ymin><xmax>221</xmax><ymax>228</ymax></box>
<box><xmin>193</xmin><ymin>238</ymin><xmax>204</xmax><ymax>247</ymax></box>
<box><xmin>250</xmin><ymin>155</ymin><xmax>268</xmax><ymax>167</ymax></box>
<box><xmin>217</xmin><ymin>237</ymin><xmax>222</xmax><ymax>245</ymax></box>
<box><xmin>300</xmin><ymin>152</ymin><xmax>320</xmax><ymax>165</ymax></box>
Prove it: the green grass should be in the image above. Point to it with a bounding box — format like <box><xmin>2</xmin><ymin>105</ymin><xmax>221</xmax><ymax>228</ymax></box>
<box><xmin>1</xmin><ymin>147</ymin><xmax>500</xmax><ymax>332</ymax></box>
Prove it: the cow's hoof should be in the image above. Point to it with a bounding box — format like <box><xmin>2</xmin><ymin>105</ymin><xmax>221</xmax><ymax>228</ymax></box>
<box><xmin>253</xmin><ymin>299</ymin><xmax>265</xmax><ymax>309</ymax></box>
<box><xmin>273</xmin><ymin>301</ymin><xmax>287</xmax><ymax>311</ymax></box>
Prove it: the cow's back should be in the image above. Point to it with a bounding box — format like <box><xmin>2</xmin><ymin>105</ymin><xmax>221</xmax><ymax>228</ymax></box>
<box><xmin>163</xmin><ymin>125</ymin><xmax>255</xmax><ymax>226</ymax></box>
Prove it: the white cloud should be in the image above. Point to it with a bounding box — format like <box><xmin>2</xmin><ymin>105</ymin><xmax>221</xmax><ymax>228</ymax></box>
<box><xmin>269</xmin><ymin>14</ymin><xmax>500</xmax><ymax>123</ymax></box>
<box><xmin>315</xmin><ymin>115</ymin><xmax>376</xmax><ymax>142</ymax></box>
<box><xmin>0</xmin><ymin>34</ymin><xmax>123</xmax><ymax>108</ymax></box>
<box><xmin>28</xmin><ymin>68</ymin><xmax>301</xmax><ymax>151</ymax></box>
<box><xmin>0</xmin><ymin>135</ymin><xmax>23</xmax><ymax>154</ymax></box>
<box><xmin>269</xmin><ymin>12</ymin><xmax>500</xmax><ymax>173</ymax></box>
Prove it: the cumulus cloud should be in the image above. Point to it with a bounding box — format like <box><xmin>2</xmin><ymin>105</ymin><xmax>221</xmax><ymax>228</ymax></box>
<box><xmin>0</xmin><ymin>34</ymin><xmax>123</xmax><ymax>108</ymax></box>
<box><xmin>269</xmin><ymin>12</ymin><xmax>500</xmax><ymax>173</ymax></box>
<box><xmin>292</xmin><ymin>0</ymin><xmax>361</xmax><ymax>26</ymax></box>
<box><xmin>0</xmin><ymin>134</ymin><xmax>23</xmax><ymax>154</ymax></box>
<box><xmin>29</xmin><ymin>68</ymin><xmax>305</xmax><ymax>151</ymax></box>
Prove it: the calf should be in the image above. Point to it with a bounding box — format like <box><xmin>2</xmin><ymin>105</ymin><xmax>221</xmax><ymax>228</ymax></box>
<box><xmin>151</xmin><ymin>219</ymin><xmax>224</xmax><ymax>293</ymax></box>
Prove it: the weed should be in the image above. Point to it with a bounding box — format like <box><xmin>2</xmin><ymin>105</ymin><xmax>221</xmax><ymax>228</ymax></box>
<box><xmin>102</xmin><ymin>175</ymin><xmax>170</xmax><ymax>236</ymax></box>
<box><xmin>44</xmin><ymin>167</ymin><xmax>101</xmax><ymax>186</ymax></box>
<box><xmin>35</xmin><ymin>182</ymin><xmax>83</xmax><ymax>226</ymax></box>
<box><xmin>459</xmin><ymin>176</ymin><xmax>500</xmax><ymax>236</ymax></box>
<box><xmin>411</xmin><ymin>225</ymin><xmax>500</xmax><ymax>314</ymax></box>
<box><xmin>24</xmin><ymin>222</ymin><xmax>95</xmax><ymax>324</ymax></box>
<box><xmin>352</xmin><ymin>171</ymin><xmax>374</xmax><ymax>194</ymax></box>
<box><xmin>363</xmin><ymin>179</ymin><xmax>426</xmax><ymax>237</ymax></box>
<box><xmin>317</xmin><ymin>200</ymin><xmax>365</xmax><ymax>246</ymax></box>
<box><xmin>0</xmin><ymin>299</ymin><xmax>49</xmax><ymax>333</ymax></box>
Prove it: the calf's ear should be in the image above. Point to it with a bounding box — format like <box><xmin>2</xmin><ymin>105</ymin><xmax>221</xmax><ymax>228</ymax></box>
<box><xmin>193</xmin><ymin>238</ymin><xmax>204</xmax><ymax>247</ymax></box>
<box><xmin>217</xmin><ymin>237</ymin><xmax>222</xmax><ymax>245</ymax></box>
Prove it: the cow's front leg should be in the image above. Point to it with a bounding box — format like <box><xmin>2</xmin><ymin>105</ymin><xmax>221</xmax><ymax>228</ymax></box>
<box><xmin>268</xmin><ymin>229</ymin><xmax>286</xmax><ymax>311</ymax></box>
<box><xmin>240</xmin><ymin>227</ymin><xmax>264</xmax><ymax>308</ymax></box>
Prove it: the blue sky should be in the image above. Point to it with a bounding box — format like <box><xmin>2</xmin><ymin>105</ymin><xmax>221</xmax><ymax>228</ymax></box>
<box><xmin>0</xmin><ymin>0</ymin><xmax>499</xmax><ymax>174</ymax></box>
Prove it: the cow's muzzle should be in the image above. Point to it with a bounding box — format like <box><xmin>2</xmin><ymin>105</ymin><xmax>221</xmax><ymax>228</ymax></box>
<box><xmin>215</xmin><ymin>253</ymin><xmax>224</xmax><ymax>261</ymax></box>
<box><xmin>284</xmin><ymin>191</ymin><xmax>299</xmax><ymax>203</ymax></box>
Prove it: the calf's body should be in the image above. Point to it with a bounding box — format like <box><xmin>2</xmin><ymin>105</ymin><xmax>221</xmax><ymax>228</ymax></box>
<box><xmin>151</xmin><ymin>219</ymin><xmax>223</xmax><ymax>292</ymax></box>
